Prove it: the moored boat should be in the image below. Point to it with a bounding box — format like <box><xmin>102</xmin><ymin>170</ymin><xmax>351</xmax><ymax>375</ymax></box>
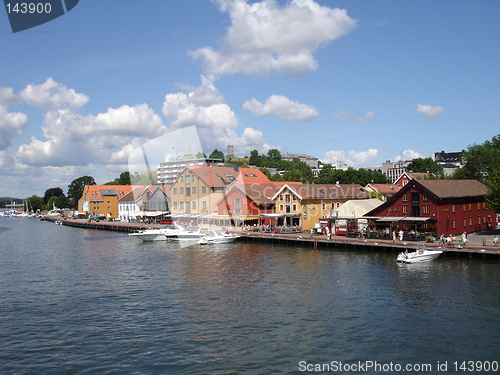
<box><xmin>129</xmin><ymin>224</ymin><xmax>182</xmax><ymax>241</ymax></box>
<box><xmin>397</xmin><ymin>244</ymin><xmax>443</xmax><ymax>263</ymax></box>
<box><xmin>166</xmin><ymin>226</ymin><xmax>204</xmax><ymax>241</ymax></box>
<box><xmin>198</xmin><ymin>230</ymin><xmax>240</xmax><ymax>245</ymax></box>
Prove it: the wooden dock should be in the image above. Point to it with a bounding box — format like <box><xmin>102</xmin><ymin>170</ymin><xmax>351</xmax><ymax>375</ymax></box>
<box><xmin>42</xmin><ymin>216</ymin><xmax>500</xmax><ymax>260</ymax></box>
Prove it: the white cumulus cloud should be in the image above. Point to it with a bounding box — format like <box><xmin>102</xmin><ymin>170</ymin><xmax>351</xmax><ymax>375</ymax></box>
<box><xmin>0</xmin><ymin>88</ymin><xmax>28</xmax><ymax>150</ymax></box>
<box><xmin>19</xmin><ymin>77</ymin><xmax>89</xmax><ymax>111</ymax></box>
<box><xmin>190</xmin><ymin>0</ymin><xmax>357</xmax><ymax>78</ymax></box>
<box><xmin>243</xmin><ymin>95</ymin><xmax>318</xmax><ymax>121</ymax></box>
<box><xmin>323</xmin><ymin>148</ymin><xmax>378</xmax><ymax>168</ymax></box>
<box><xmin>162</xmin><ymin>76</ymin><xmax>271</xmax><ymax>154</ymax></box>
<box><xmin>331</xmin><ymin>109</ymin><xmax>374</xmax><ymax>123</ymax></box>
<box><xmin>395</xmin><ymin>149</ymin><xmax>424</xmax><ymax>161</ymax></box>
<box><xmin>15</xmin><ymin>78</ymin><xmax>167</xmax><ymax>168</ymax></box>
<box><xmin>416</xmin><ymin>104</ymin><xmax>444</xmax><ymax>118</ymax></box>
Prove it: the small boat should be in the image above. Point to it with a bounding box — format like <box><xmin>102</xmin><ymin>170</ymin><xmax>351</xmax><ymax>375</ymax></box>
<box><xmin>397</xmin><ymin>244</ymin><xmax>443</xmax><ymax>263</ymax></box>
<box><xmin>129</xmin><ymin>224</ymin><xmax>182</xmax><ymax>241</ymax></box>
<box><xmin>167</xmin><ymin>226</ymin><xmax>204</xmax><ymax>241</ymax></box>
<box><xmin>198</xmin><ymin>230</ymin><xmax>240</xmax><ymax>245</ymax></box>
<box><xmin>54</xmin><ymin>220</ymin><xmax>63</xmax><ymax>225</ymax></box>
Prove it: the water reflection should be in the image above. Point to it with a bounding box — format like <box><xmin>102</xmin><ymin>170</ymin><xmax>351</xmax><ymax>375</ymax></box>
<box><xmin>1</xmin><ymin>219</ymin><xmax>499</xmax><ymax>374</ymax></box>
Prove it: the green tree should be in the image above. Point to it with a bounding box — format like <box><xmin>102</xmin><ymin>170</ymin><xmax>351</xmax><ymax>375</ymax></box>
<box><xmin>315</xmin><ymin>163</ymin><xmax>334</xmax><ymax>184</ymax></box>
<box><xmin>47</xmin><ymin>195</ymin><xmax>71</xmax><ymax>210</ymax></box>
<box><xmin>407</xmin><ymin>157</ymin><xmax>444</xmax><ymax>177</ymax></box>
<box><xmin>452</xmin><ymin>134</ymin><xmax>500</xmax><ymax>210</ymax></box>
<box><xmin>67</xmin><ymin>176</ymin><xmax>96</xmax><ymax>207</ymax></box>
<box><xmin>43</xmin><ymin>187</ymin><xmax>65</xmax><ymax>205</ymax></box>
<box><xmin>209</xmin><ymin>149</ymin><xmax>225</xmax><ymax>160</ymax></box>
<box><xmin>457</xmin><ymin>134</ymin><xmax>500</xmax><ymax>182</ymax></box>
<box><xmin>259</xmin><ymin>167</ymin><xmax>271</xmax><ymax>179</ymax></box>
<box><xmin>248</xmin><ymin>149</ymin><xmax>262</xmax><ymax>167</ymax></box>
<box><xmin>106</xmin><ymin>172</ymin><xmax>131</xmax><ymax>185</ymax></box>
<box><xmin>24</xmin><ymin>195</ymin><xmax>43</xmax><ymax>212</ymax></box>
<box><xmin>370</xmin><ymin>190</ymin><xmax>384</xmax><ymax>201</ymax></box>
<box><xmin>268</xmin><ymin>148</ymin><xmax>281</xmax><ymax>160</ymax></box>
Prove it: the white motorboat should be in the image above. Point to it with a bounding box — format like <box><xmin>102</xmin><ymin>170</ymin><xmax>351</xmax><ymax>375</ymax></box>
<box><xmin>397</xmin><ymin>244</ymin><xmax>443</xmax><ymax>263</ymax></box>
<box><xmin>198</xmin><ymin>230</ymin><xmax>240</xmax><ymax>245</ymax></box>
<box><xmin>166</xmin><ymin>226</ymin><xmax>204</xmax><ymax>241</ymax></box>
<box><xmin>129</xmin><ymin>224</ymin><xmax>182</xmax><ymax>241</ymax></box>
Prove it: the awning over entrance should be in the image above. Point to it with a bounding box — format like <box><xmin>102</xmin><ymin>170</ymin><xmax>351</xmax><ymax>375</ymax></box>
<box><xmin>373</xmin><ymin>216</ymin><xmax>432</xmax><ymax>222</ymax></box>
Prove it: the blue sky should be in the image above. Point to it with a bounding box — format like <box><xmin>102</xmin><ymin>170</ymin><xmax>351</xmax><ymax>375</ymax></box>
<box><xmin>0</xmin><ymin>0</ymin><xmax>499</xmax><ymax>197</ymax></box>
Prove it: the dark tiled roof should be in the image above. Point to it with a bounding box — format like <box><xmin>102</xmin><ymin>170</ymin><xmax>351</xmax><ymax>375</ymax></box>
<box><xmin>418</xmin><ymin>179</ymin><xmax>488</xmax><ymax>198</ymax></box>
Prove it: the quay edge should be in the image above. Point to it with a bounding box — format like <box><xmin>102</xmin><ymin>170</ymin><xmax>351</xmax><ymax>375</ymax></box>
<box><xmin>41</xmin><ymin>216</ymin><xmax>500</xmax><ymax>260</ymax></box>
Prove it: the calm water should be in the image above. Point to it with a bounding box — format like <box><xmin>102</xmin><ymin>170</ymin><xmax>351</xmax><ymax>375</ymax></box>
<box><xmin>0</xmin><ymin>219</ymin><xmax>499</xmax><ymax>374</ymax></box>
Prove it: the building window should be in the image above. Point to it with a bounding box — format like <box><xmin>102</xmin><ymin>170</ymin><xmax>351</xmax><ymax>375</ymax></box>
<box><xmin>322</xmin><ymin>203</ymin><xmax>326</xmax><ymax>210</ymax></box>
<box><xmin>180</xmin><ymin>188</ymin><xmax>184</xmax><ymax>194</ymax></box>
<box><xmin>423</xmin><ymin>205</ymin><xmax>429</xmax><ymax>214</ymax></box>
<box><xmin>279</xmin><ymin>204</ymin><xmax>284</xmax><ymax>212</ymax></box>
<box><xmin>292</xmin><ymin>204</ymin><xmax>297</xmax><ymax>211</ymax></box>
<box><xmin>235</xmin><ymin>198</ymin><xmax>241</xmax><ymax>208</ymax></box>
<box><xmin>292</xmin><ymin>195</ymin><xmax>297</xmax><ymax>201</ymax></box>
<box><xmin>469</xmin><ymin>203</ymin><xmax>472</xmax><ymax>211</ymax></box>
<box><xmin>478</xmin><ymin>202</ymin><xmax>481</xmax><ymax>210</ymax></box>
<box><xmin>463</xmin><ymin>218</ymin><xmax>467</xmax><ymax>227</ymax></box>
<box><xmin>192</xmin><ymin>187</ymin><xmax>196</xmax><ymax>194</ymax></box>
<box><xmin>180</xmin><ymin>202</ymin><xmax>184</xmax><ymax>211</ymax></box>
<box><xmin>173</xmin><ymin>202</ymin><xmax>178</xmax><ymax>210</ymax></box>
<box><xmin>279</xmin><ymin>194</ymin><xmax>284</xmax><ymax>201</ymax></box>
<box><xmin>422</xmin><ymin>192</ymin><xmax>428</xmax><ymax>201</ymax></box>
<box><xmin>463</xmin><ymin>204</ymin><xmax>466</xmax><ymax>212</ymax></box>
<box><xmin>235</xmin><ymin>209</ymin><xmax>241</xmax><ymax>216</ymax></box>
<box><xmin>192</xmin><ymin>201</ymin><xmax>196</xmax><ymax>210</ymax></box>
<box><xmin>173</xmin><ymin>188</ymin><xmax>177</xmax><ymax>194</ymax></box>
<box><xmin>285</xmin><ymin>194</ymin><xmax>291</xmax><ymax>202</ymax></box>
<box><xmin>402</xmin><ymin>193</ymin><xmax>408</xmax><ymax>202</ymax></box>
<box><xmin>452</xmin><ymin>205</ymin><xmax>455</xmax><ymax>213</ymax></box>
<box><xmin>202</xmin><ymin>201</ymin><xmax>207</xmax><ymax>210</ymax></box>
<box><xmin>185</xmin><ymin>175</ymin><xmax>190</xmax><ymax>184</ymax></box>
<box><xmin>452</xmin><ymin>219</ymin><xmax>456</xmax><ymax>229</ymax></box>
<box><xmin>402</xmin><ymin>205</ymin><xmax>408</xmax><ymax>214</ymax></box>
<box><xmin>469</xmin><ymin>217</ymin><xmax>472</xmax><ymax>226</ymax></box>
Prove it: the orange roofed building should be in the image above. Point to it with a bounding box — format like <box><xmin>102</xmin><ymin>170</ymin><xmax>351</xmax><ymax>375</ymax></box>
<box><xmin>78</xmin><ymin>185</ymin><xmax>134</xmax><ymax>219</ymax></box>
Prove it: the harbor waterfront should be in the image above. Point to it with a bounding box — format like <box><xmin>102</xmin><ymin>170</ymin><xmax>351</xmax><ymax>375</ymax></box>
<box><xmin>42</xmin><ymin>216</ymin><xmax>500</xmax><ymax>260</ymax></box>
<box><xmin>1</xmin><ymin>217</ymin><xmax>499</xmax><ymax>374</ymax></box>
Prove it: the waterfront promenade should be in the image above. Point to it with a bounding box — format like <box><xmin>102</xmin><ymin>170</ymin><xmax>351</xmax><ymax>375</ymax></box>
<box><xmin>42</xmin><ymin>215</ymin><xmax>500</xmax><ymax>260</ymax></box>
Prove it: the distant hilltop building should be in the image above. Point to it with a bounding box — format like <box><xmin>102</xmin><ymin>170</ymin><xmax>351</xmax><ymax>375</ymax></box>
<box><xmin>282</xmin><ymin>153</ymin><xmax>319</xmax><ymax>168</ymax></box>
<box><xmin>157</xmin><ymin>155</ymin><xmax>224</xmax><ymax>185</ymax></box>
<box><xmin>432</xmin><ymin>150</ymin><xmax>463</xmax><ymax>175</ymax></box>
<box><xmin>226</xmin><ymin>145</ymin><xmax>234</xmax><ymax>159</ymax></box>
<box><xmin>367</xmin><ymin>160</ymin><xmax>410</xmax><ymax>183</ymax></box>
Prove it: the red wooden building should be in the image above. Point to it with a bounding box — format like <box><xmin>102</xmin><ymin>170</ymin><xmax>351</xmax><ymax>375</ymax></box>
<box><xmin>364</xmin><ymin>179</ymin><xmax>497</xmax><ymax>238</ymax></box>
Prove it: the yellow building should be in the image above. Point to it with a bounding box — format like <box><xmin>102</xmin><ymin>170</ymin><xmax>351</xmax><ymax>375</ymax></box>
<box><xmin>272</xmin><ymin>184</ymin><xmax>370</xmax><ymax>231</ymax></box>
<box><xmin>78</xmin><ymin>185</ymin><xmax>134</xmax><ymax>219</ymax></box>
<box><xmin>170</xmin><ymin>165</ymin><xmax>270</xmax><ymax>217</ymax></box>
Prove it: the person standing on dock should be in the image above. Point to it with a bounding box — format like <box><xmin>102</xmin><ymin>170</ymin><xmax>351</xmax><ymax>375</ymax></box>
<box><xmin>392</xmin><ymin>230</ymin><xmax>396</xmax><ymax>242</ymax></box>
<box><xmin>462</xmin><ymin>232</ymin><xmax>468</xmax><ymax>246</ymax></box>
<box><xmin>398</xmin><ymin>230</ymin><xmax>404</xmax><ymax>241</ymax></box>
